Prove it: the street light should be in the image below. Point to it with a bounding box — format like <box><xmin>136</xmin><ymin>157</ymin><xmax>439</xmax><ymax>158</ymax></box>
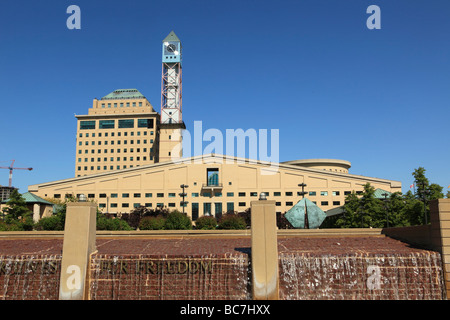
<box><xmin>259</xmin><ymin>192</ymin><xmax>267</xmax><ymax>200</ymax></box>
<box><xmin>78</xmin><ymin>194</ymin><xmax>87</xmax><ymax>202</ymax></box>
<box><xmin>180</xmin><ymin>184</ymin><xmax>189</xmax><ymax>214</ymax></box>
<box><xmin>381</xmin><ymin>192</ymin><xmax>389</xmax><ymax>228</ymax></box>
<box><xmin>298</xmin><ymin>183</ymin><xmax>307</xmax><ymax>199</ymax></box>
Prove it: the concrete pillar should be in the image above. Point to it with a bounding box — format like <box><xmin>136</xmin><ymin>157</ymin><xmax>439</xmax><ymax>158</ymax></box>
<box><xmin>33</xmin><ymin>203</ymin><xmax>40</xmax><ymax>223</ymax></box>
<box><xmin>59</xmin><ymin>201</ymin><xmax>97</xmax><ymax>300</ymax></box>
<box><xmin>430</xmin><ymin>199</ymin><xmax>450</xmax><ymax>299</ymax></box>
<box><xmin>250</xmin><ymin>199</ymin><xmax>279</xmax><ymax>300</ymax></box>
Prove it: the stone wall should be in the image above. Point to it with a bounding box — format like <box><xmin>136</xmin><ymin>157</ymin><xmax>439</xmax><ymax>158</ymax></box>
<box><xmin>0</xmin><ymin>255</ymin><xmax>61</xmax><ymax>300</ymax></box>
<box><xmin>88</xmin><ymin>254</ymin><xmax>250</xmax><ymax>300</ymax></box>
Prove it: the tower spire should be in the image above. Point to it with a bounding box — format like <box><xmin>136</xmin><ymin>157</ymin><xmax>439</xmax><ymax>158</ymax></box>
<box><xmin>159</xmin><ymin>31</ymin><xmax>185</xmax><ymax>163</ymax></box>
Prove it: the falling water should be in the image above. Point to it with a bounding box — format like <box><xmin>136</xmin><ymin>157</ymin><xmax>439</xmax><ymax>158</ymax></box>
<box><xmin>279</xmin><ymin>251</ymin><xmax>445</xmax><ymax>300</ymax></box>
<box><xmin>0</xmin><ymin>254</ymin><xmax>61</xmax><ymax>300</ymax></box>
<box><xmin>88</xmin><ymin>253</ymin><xmax>250</xmax><ymax>300</ymax></box>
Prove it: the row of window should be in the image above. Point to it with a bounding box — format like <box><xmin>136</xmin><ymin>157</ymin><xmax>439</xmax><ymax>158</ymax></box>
<box><xmin>78</xmin><ymin>147</ymin><xmax>152</xmax><ymax>155</ymax></box>
<box><xmin>79</xmin><ymin>131</ymin><xmax>154</xmax><ymax>138</ymax></box>
<box><xmin>80</xmin><ymin>119</ymin><xmax>154</xmax><ymax>130</ymax></box>
<box><xmin>53</xmin><ymin>191</ymin><xmax>355</xmax><ymax>199</ymax></box>
<box><xmin>101</xmin><ymin>102</ymin><xmax>145</xmax><ymax>108</ymax></box>
<box><xmin>76</xmin><ymin>163</ymin><xmax>151</xmax><ymax>172</ymax></box>
<box><xmin>98</xmin><ymin>201</ymin><xmax>341</xmax><ymax>209</ymax></box>
<box><xmin>78</xmin><ymin>156</ymin><xmax>149</xmax><ymax>162</ymax></box>
<box><xmin>78</xmin><ymin>139</ymin><xmax>153</xmax><ymax>146</ymax></box>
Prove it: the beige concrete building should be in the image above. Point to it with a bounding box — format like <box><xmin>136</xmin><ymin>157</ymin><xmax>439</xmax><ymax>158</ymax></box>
<box><xmin>28</xmin><ymin>154</ymin><xmax>401</xmax><ymax>220</ymax></box>
<box><xmin>75</xmin><ymin>89</ymin><xmax>160</xmax><ymax>177</ymax></box>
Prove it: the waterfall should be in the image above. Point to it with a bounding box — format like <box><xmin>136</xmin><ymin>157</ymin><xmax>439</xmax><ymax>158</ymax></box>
<box><xmin>279</xmin><ymin>251</ymin><xmax>445</xmax><ymax>300</ymax></box>
<box><xmin>0</xmin><ymin>254</ymin><xmax>61</xmax><ymax>300</ymax></box>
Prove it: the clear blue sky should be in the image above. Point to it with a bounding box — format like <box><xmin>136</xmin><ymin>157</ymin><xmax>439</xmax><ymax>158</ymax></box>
<box><xmin>0</xmin><ymin>0</ymin><xmax>449</xmax><ymax>194</ymax></box>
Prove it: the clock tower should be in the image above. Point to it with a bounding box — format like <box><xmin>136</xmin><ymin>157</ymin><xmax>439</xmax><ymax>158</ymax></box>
<box><xmin>159</xmin><ymin>31</ymin><xmax>185</xmax><ymax>162</ymax></box>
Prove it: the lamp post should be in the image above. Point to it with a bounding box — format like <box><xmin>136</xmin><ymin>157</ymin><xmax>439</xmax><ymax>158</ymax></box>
<box><xmin>298</xmin><ymin>183</ymin><xmax>307</xmax><ymax>199</ymax></box>
<box><xmin>78</xmin><ymin>194</ymin><xmax>87</xmax><ymax>202</ymax></box>
<box><xmin>382</xmin><ymin>192</ymin><xmax>389</xmax><ymax>228</ymax></box>
<box><xmin>419</xmin><ymin>182</ymin><xmax>430</xmax><ymax>225</ymax></box>
<box><xmin>180</xmin><ymin>184</ymin><xmax>189</xmax><ymax>214</ymax></box>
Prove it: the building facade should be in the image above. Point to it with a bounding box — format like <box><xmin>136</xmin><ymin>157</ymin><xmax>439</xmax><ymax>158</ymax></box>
<box><xmin>29</xmin><ymin>154</ymin><xmax>402</xmax><ymax>220</ymax></box>
<box><xmin>75</xmin><ymin>89</ymin><xmax>160</xmax><ymax>177</ymax></box>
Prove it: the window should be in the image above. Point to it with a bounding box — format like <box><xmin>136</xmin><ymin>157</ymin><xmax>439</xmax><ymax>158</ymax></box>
<box><xmin>250</xmin><ymin>192</ymin><xmax>258</xmax><ymax>197</ymax></box>
<box><xmin>226</xmin><ymin>202</ymin><xmax>234</xmax><ymax>213</ymax></box>
<box><xmin>333</xmin><ymin>201</ymin><xmax>340</xmax><ymax>206</ymax></box>
<box><xmin>145</xmin><ymin>193</ymin><xmax>152</xmax><ymax>198</ymax></box>
<box><xmin>203</xmin><ymin>203</ymin><xmax>212</xmax><ymax>216</ymax></box>
<box><xmin>111</xmin><ymin>203</ymin><xmax>117</xmax><ymax>208</ymax></box>
<box><xmin>80</xmin><ymin>121</ymin><xmax>95</xmax><ymax>130</ymax></box>
<box><xmin>274</xmin><ymin>192</ymin><xmax>281</xmax><ymax>196</ymax></box>
<box><xmin>122</xmin><ymin>193</ymin><xmax>129</xmax><ymax>198</ymax></box>
<box><xmin>285</xmin><ymin>192</ymin><xmax>293</xmax><ymax>196</ymax></box>
<box><xmin>191</xmin><ymin>193</ymin><xmax>199</xmax><ymax>197</ymax></box>
<box><xmin>207</xmin><ymin>168</ymin><xmax>219</xmax><ymax>186</ymax></box>
<box><xmin>192</xmin><ymin>203</ymin><xmax>199</xmax><ymax>221</ymax></box>
<box><xmin>138</xmin><ymin>119</ymin><xmax>152</xmax><ymax>128</ymax></box>
<box><xmin>119</xmin><ymin>119</ymin><xmax>134</xmax><ymax>128</ymax></box>
<box><xmin>122</xmin><ymin>203</ymin><xmax>129</xmax><ymax>208</ymax></box>
<box><xmin>276</xmin><ymin>202</ymin><xmax>281</xmax><ymax>206</ymax></box>
<box><xmin>99</xmin><ymin>120</ymin><xmax>115</xmax><ymax>129</ymax></box>
<box><xmin>227</xmin><ymin>192</ymin><xmax>234</xmax><ymax>197</ymax></box>
<box><xmin>309</xmin><ymin>191</ymin><xmax>317</xmax><ymax>196</ymax></box>
<box><xmin>134</xmin><ymin>203</ymin><xmax>141</xmax><ymax>208</ymax></box>
<box><xmin>332</xmin><ymin>191</ymin><xmax>340</xmax><ymax>196</ymax></box>
<box><xmin>238</xmin><ymin>202</ymin><xmax>246</xmax><ymax>207</ymax></box>
<box><xmin>320</xmin><ymin>191</ymin><xmax>328</xmax><ymax>196</ymax></box>
<box><xmin>145</xmin><ymin>203</ymin><xmax>152</xmax><ymax>208</ymax></box>
<box><xmin>214</xmin><ymin>203</ymin><xmax>223</xmax><ymax>220</ymax></box>
<box><xmin>99</xmin><ymin>194</ymin><xmax>107</xmax><ymax>198</ymax></box>
<box><xmin>238</xmin><ymin>192</ymin><xmax>246</xmax><ymax>197</ymax></box>
<box><xmin>321</xmin><ymin>201</ymin><xmax>329</xmax><ymax>206</ymax></box>
<box><xmin>111</xmin><ymin>193</ymin><xmax>118</xmax><ymax>198</ymax></box>
<box><xmin>168</xmin><ymin>203</ymin><xmax>175</xmax><ymax>207</ymax></box>
<box><xmin>134</xmin><ymin>193</ymin><xmax>141</xmax><ymax>198</ymax></box>
<box><xmin>157</xmin><ymin>193</ymin><xmax>164</xmax><ymax>198</ymax></box>
<box><xmin>286</xmin><ymin>201</ymin><xmax>293</xmax><ymax>206</ymax></box>
<box><xmin>168</xmin><ymin>193</ymin><xmax>175</xmax><ymax>198</ymax></box>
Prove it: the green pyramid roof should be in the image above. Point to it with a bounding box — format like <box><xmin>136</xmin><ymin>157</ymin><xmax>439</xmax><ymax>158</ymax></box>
<box><xmin>374</xmin><ymin>188</ymin><xmax>392</xmax><ymax>199</ymax></box>
<box><xmin>285</xmin><ymin>198</ymin><xmax>327</xmax><ymax>229</ymax></box>
<box><xmin>163</xmin><ymin>31</ymin><xmax>181</xmax><ymax>42</ymax></box>
<box><xmin>1</xmin><ymin>192</ymin><xmax>53</xmax><ymax>205</ymax></box>
<box><xmin>101</xmin><ymin>89</ymin><xmax>146</xmax><ymax>100</ymax></box>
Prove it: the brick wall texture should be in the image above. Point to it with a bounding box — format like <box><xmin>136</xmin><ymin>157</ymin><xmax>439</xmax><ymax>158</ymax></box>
<box><xmin>0</xmin><ymin>236</ymin><xmax>446</xmax><ymax>300</ymax></box>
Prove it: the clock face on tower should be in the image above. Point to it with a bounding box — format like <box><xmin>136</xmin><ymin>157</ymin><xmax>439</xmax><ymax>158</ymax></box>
<box><xmin>167</xmin><ymin>44</ymin><xmax>176</xmax><ymax>53</ymax></box>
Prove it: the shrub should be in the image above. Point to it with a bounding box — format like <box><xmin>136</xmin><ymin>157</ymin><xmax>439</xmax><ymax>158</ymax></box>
<box><xmin>164</xmin><ymin>210</ymin><xmax>192</xmax><ymax>230</ymax></box>
<box><xmin>34</xmin><ymin>215</ymin><xmax>64</xmax><ymax>231</ymax></box>
<box><xmin>195</xmin><ymin>216</ymin><xmax>217</xmax><ymax>230</ymax></box>
<box><xmin>139</xmin><ymin>216</ymin><xmax>166</xmax><ymax>230</ymax></box>
<box><xmin>217</xmin><ymin>214</ymin><xmax>246</xmax><ymax>230</ymax></box>
<box><xmin>97</xmin><ymin>215</ymin><xmax>133</xmax><ymax>231</ymax></box>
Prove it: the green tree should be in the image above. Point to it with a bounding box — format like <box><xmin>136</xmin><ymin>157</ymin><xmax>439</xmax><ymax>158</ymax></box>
<box><xmin>335</xmin><ymin>191</ymin><xmax>360</xmax><ymax>228</ymax></box>
<box><xmin>1</xmin><ymin>189</ymin><xmax>33</xmax><ymax>230</ymax></box>
<box><xmin>385</xmin><ymin>192</ymin><xmax>409</xmax><ymax>227</ymax></box>
<box><xmin>412</xmin><ymin>167</ymin><xmax>444</xmax><ymax>224</ymax></box>
<box><xmin>164</xmin><ymin>210</ymin><xmax>192</xmax><ymax>230</ymax></box>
